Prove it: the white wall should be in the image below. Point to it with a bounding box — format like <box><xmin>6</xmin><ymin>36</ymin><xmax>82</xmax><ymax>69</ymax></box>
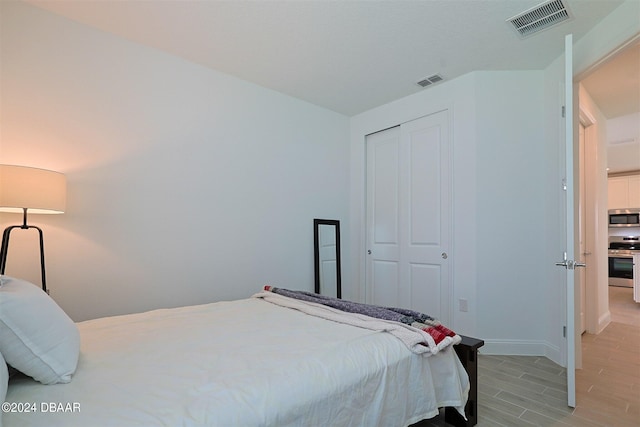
<box><xmin>0</xmin><ymin>1</ymin><xmax>350</xmax><ymax>321</ymax></box>
<box><xmin>607</xmin><ymin>112</ymin><xmax>640</xmax><ymax>173</ymax></box>
<box><xmin>473</xmin><ymin>71</ymin><xmax>552</xmax><ymax>355</ymax></box>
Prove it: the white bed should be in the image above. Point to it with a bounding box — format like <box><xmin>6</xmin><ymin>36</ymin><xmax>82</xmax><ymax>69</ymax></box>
<box><xmin>1</xmin><ymin>278</ymin><xmax>469</xmax><ymax>427</ymax></box>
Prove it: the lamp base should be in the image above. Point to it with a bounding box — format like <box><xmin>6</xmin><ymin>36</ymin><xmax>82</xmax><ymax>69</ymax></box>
<box><xmin>0</xmin><ymin>219</ymin><xmax>48</xmax><ymax>293</ymax></box>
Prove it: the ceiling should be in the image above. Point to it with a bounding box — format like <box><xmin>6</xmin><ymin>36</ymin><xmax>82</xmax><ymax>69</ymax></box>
<box><xmin>580</xmin><ymin>39</ymin><xmax>640</xmax><ymax>119</ymax></box>
<box><xmin>24</xmin><ymin>0</ymin><xmax>635</xmax><ymax>117</ymax></box>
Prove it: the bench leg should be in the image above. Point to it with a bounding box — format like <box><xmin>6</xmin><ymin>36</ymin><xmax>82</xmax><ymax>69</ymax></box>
<box><xmin>445</xmin><ymin>336</ymin><xmax>482</xmax><ymax>426</ymax></box>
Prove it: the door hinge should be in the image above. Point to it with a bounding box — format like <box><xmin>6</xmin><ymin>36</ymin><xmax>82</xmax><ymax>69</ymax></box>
<box><xmin>562</xmin><ymin>105</ymin><xmax>566</xmax><ymax>118</ymax></box>
<box><xmin>561</xmin><ymin>178</ymin><xmax>567</xmax><ymax>191</ymax></box>
<box><xmin>563</xmin><ymin>326</ymin><xmax>567</xmax><ymax>338</ymax></box>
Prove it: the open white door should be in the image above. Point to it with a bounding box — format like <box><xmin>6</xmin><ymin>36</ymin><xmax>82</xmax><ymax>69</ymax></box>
<box><xmin>555</xmin><ymin>34</ymin><xmax>580</xmax><ymax>408</ymax></box>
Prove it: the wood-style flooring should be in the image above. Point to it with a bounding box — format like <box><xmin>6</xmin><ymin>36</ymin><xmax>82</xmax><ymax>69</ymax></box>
<box><xmin>422</xmin><ymin>286</ymin><xmax>640</xmax><ymax>426</ymax></box>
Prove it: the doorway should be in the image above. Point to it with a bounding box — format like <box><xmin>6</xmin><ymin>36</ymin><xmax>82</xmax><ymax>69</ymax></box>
<box><xmin>576</xmin><ymin>36</ymin><xmax>640</xmax><ymax>407</ymax></box>
<box><xmin>578</xmin><ymin>38</ymin><xmax>640</xmax><ymax>334</ymax></box>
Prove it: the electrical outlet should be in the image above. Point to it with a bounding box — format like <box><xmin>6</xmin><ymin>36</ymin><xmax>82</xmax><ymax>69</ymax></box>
<box><xmin>459</xmin><ymin>298</ymin><xmax>468</xmax><ymax>312</ymax></box>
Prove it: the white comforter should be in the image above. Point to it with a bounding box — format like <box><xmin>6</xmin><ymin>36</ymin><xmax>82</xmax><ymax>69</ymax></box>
<box><xmin>253</xmin><ymin>290</ymin><xmax>461</xmax><ymax>354</ymax></box>
<box><xmin>4</xmin><ymin>297</ymin><xmax>469</xmax><ymax>427</ymax></box>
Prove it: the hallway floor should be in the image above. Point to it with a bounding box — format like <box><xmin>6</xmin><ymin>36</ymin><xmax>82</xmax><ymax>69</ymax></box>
<box><xmin>422</xmin><ymin>286</ymin><xmax>640</xmax><ymax>426</ymax></box>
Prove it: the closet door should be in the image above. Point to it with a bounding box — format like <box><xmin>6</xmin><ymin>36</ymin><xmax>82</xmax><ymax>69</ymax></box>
<box><xmin>365</xmin><ymin>110</ymin><xmax>451</xmax><ymax>324</ymax></box>
<box><xmin>365</xmin><ymin>126</ymin><xmax>402</xmax><ymax>309</ymax></box>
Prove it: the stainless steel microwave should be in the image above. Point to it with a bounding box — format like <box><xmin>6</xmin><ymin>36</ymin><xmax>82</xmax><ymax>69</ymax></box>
<box><xmin>609</xmin><ymin>208</ymin><xmax>640</xmax><ymax>227</ymax></box>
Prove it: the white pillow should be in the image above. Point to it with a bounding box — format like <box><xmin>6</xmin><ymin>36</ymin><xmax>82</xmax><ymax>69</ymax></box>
<box><xmin>0</xmin><ymin>353</ymin><xmax>9</xmax><ymax>427</ymax></box>
<box><xmin>1</xmin><ymin>351</ymin><xmax>7</xmax><ymax>427</ymax></box>
<box><xmin>0</xmin><ymin>276</ymin><xmax>80</xmax><ymax>384</ymax></box>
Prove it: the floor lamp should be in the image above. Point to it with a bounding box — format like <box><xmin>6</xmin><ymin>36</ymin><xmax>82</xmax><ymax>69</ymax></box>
<box><xmin>0</xmin><ymin>165</ymin><xmax>66</xmax><ymax>293</ymax></box>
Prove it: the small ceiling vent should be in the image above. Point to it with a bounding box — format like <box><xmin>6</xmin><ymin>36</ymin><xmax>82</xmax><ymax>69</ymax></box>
<box><xmin>507</xmin><ymin>0</ymin><xmax>572</xmax><ymax>38</ymax></box>
<box><xmin>417</xmin><ymin>74</ymin><xmax>444</xmax><ymax>88</ymax></box>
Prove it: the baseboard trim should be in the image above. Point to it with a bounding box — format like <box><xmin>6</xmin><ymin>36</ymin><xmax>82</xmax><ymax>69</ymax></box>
<box><xmin>480</xmin><ymin>339</ymin><xmax>562</xmax><ymax>365</ymax></box>
<box><xmin>597</xmin><ymin>311</ymin><xmax>611</xmax><ymax>334</ymax></box>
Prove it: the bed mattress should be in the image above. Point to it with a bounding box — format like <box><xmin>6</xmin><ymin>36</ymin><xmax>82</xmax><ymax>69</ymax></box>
<box><xmin>4</xmin><ymin>297</ymin><xmax>468</xmax><ymax>427</ymax></box>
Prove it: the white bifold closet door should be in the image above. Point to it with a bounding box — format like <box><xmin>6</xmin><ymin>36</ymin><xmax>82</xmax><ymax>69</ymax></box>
<box><xmin>365</xmin><ymin>110</ymin><xmax>451</xmax><ymax>324</ymax></box>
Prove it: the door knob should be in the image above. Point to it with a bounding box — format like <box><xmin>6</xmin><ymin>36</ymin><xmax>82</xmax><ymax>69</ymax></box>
<box><xmin>556</xmin><ymin>252</ymin><xmax>569</xmax><ymax>268</ymax></box>
<box><xmin>441</xmin><ymin>252</ymin><xmax>448</xmax><ymax>259</ymax></box>
<box><xmin>367</xmin><ymin>250</ymin><xmax>371</xmax><ymax>255</ymax></box>
<box><xmin>555</xmin><ymin>252</ymin><xmax>585</xmax><ymax>270</ymax></box>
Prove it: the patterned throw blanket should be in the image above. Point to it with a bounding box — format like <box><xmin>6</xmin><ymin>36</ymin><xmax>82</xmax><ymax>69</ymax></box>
<box><xmin>253</xmin><ymin>286</ymin><xmax>460</xmax><ymax>355</ymax></box>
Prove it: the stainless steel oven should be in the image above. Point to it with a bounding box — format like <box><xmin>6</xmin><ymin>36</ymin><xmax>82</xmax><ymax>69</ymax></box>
<box><xmin>608</xmin><ymin>253</ymin><xmax>634</xmax><ymax>287</ymax></box>
<box><xmin>608</xmin><ymin>236</ymin><xmax>638</xmax><ymax>288</ymax></box>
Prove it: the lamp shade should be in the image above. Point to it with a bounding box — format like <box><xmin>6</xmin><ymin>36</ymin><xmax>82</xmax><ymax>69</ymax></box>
<box><xmin>0</xmin><ymin>165</ymin><xmax>66</xmax><ymax>214</ymax></box>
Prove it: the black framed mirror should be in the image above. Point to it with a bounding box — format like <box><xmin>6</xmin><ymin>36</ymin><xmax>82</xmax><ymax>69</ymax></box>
<box><xmin>313</xmin><ymin>219</ymin><xmax>341</xmax><ymax>299</ymax></box>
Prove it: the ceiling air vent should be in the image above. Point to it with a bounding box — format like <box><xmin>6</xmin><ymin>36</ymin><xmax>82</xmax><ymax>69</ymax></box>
<box><xmin>507</xmin><ymin>0</ymin><xmax>572</xmax><ymax>38</ymax></box>
<box><xmin>417</xmin><ymin>74</ymin><xmax>444</xmax><ymax>88</ymax></box>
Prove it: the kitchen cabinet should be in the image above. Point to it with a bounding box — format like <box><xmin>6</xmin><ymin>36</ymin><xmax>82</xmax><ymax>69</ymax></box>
<box><xmin>608</xmin><ymin>174</ymin><xmax>640</xmax><ymax>209</ymax></box>
<box><xmin>635</xmin><ymin>254</ymin><xmax>640</xmax><ymax>303</ymax></box>
<box><xmin>629</xmin><ymin>175</ymin><xmax>640</xmax><ymax>208</ymax></box>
